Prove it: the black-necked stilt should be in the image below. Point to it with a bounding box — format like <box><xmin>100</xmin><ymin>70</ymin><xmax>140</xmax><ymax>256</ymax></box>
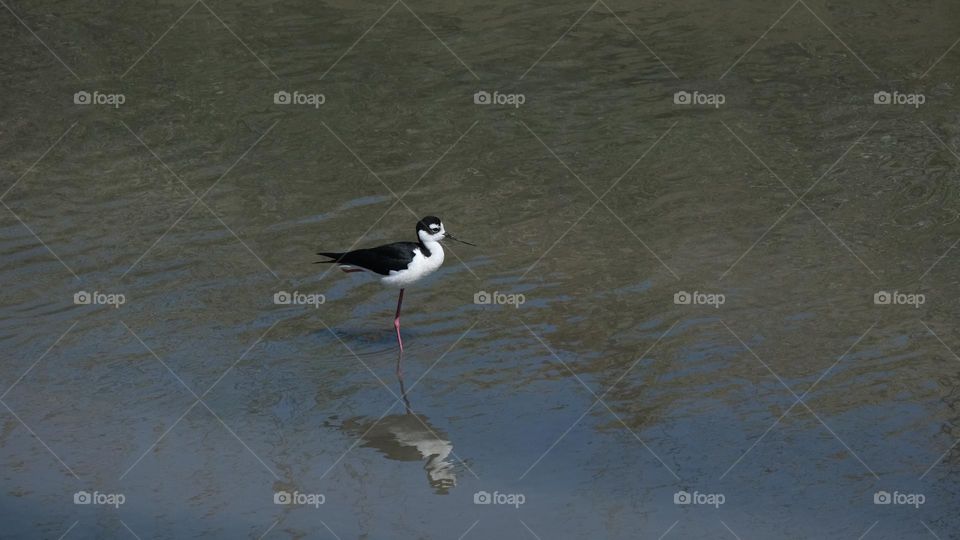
<box><xmin>316</xmin><ymin>216</ymin><xmax>474</xmax><ymax>360</ymax></box>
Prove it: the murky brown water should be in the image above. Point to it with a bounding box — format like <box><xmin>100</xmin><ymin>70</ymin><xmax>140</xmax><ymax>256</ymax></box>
<box><xmin>2</xmin><ymin>0</ymin><xmax>960</xmax><ymax>538</ymax></box>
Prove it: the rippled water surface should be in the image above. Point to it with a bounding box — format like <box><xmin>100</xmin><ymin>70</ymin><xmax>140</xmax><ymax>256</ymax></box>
<box><xmin>2</xmin><ymin>0</ymin><xmax>960</xmax><ymax>538</ymax></box>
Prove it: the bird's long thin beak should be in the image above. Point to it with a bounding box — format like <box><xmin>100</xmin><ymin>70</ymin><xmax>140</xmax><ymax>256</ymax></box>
<box><xmin>444</xmin><ymin>232</ymin><xmax>476</xmax><ymax>246</ymax></box>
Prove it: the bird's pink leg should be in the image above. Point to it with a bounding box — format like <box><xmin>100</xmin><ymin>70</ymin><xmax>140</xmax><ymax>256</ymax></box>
<box><xmin>394</xmin><ymin>288</ymin><xmax>405</xmax><ymax>358</ymax></box>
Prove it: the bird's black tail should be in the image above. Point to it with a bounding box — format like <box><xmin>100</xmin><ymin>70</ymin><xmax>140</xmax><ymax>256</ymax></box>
<box><xmin>315</xmin><ymin>252</ymin><xmax>344</xmax><ymax>264</ymax></box>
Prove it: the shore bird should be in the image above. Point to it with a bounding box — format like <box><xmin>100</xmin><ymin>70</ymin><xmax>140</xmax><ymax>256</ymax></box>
<box><xmin>316</xmin><ymin>216</ymin><xmax>474</xmax><ymax>361</ymax></box>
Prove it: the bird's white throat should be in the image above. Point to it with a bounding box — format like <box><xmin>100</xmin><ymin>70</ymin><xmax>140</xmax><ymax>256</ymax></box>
<box><xmin>421</xmin><ymin>238</ymin><xmax>443</xmax><ymax>259</ymax></box>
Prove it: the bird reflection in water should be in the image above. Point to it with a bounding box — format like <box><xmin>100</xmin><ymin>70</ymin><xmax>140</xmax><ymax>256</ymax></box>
<box><xmin>338</xmin><ymin>355</ymin><xmax>458</xmax><ymax>494</ymax></box>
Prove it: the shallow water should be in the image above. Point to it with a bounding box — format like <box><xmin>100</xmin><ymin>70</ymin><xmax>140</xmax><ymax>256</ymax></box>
<box><xmin>2</xmin><ymin>0</ymin><xmax>960</xmax><ymax>538</ymax></box>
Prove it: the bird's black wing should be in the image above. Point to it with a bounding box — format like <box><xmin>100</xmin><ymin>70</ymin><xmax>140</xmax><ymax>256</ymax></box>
<box><xmin>316</xmin><ymin>242</ymin><xmax>419</xmax><ymax>275</ymax></box>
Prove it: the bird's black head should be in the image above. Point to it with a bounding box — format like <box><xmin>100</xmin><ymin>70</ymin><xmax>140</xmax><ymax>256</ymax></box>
<box><xmin>416</xmin><ymin>215</ymin><xmax>476</xmax><ymax>246</ymax></box>
<box><xmin>416</xmin><ymin>216</ymin><xmax>444</xmax><ymax>241</ymax></box>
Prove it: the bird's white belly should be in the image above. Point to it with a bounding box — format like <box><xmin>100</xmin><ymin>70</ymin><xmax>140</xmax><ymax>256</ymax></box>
<box><xmin>381</xmin><ymin>247</ymin><xmax>444</xmax><ymax>287</ymax></box>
